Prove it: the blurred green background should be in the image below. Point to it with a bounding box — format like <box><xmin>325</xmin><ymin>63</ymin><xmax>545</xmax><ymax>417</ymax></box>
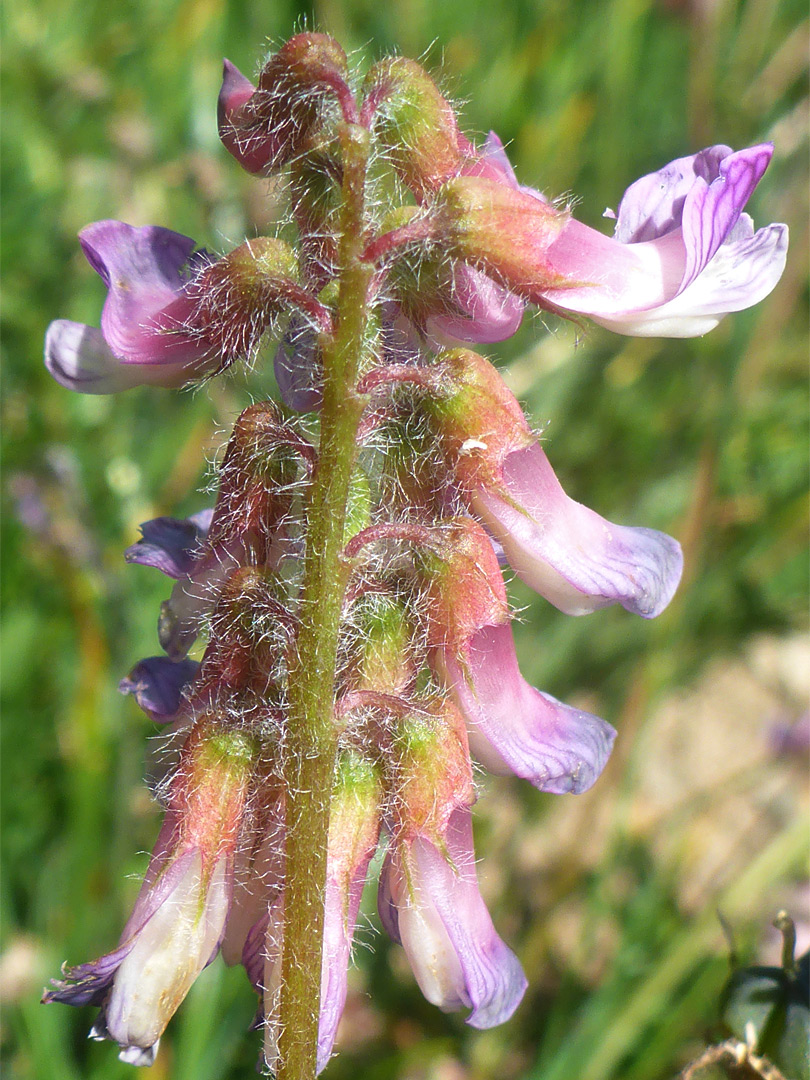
<box><xmin>2</xmin><ymin>0</ymin><xmax>808</xmax><ymax>1078</ymax></box>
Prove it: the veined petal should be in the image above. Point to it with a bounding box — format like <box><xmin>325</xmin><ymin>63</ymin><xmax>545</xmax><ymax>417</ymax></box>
<box><xmin>427</xmin><ymin>264</ymin><xmax>525</xmax><ymax>345</ymax></box>
<box><xmin>592</xmin><ymin>221</ymin><xmax>789</xmax><ymax>337</ymax></box>
<box><xmin>438</xmin><ymin>622</ymin><xmax>616</xmax><ymax>794</ymax></box>
<box><xmin>470</xmin><ymin>442</ymin><xmax>683</xmax><ymax>617</ymax></box>
<box><xmin>612</xmin><ymin>145</ymin><xmax>733</xmax><ymax>243</ymax></box>
<box><xmin>381</xmin><ymin>807</ymin><xmax>527</xmax><ymax>1028</ymax></box>
<box><xmin>679</xmin><ymin>144</ymin><xmax>773</xmax><ymax>290</ymax></box>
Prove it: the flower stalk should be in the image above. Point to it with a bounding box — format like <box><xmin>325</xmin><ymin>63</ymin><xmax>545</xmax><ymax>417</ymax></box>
<box><xmin>278</xmin><ymin>121</ymin><xmax>373</xmax><ymax>1080</ymax></box>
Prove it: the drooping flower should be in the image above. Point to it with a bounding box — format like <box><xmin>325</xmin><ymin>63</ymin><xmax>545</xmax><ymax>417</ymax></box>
<box><xmin>44</xmin><ymin>722</ymin><xmax>255</xmax><ymax>1064</ymax></box>
<box><xmin>438</xmin><ymin>142</ymin><xmax>788</xmax><ymax>337</ymax></box>
<box><xmin>378</xmin><ymin>701</ymin><xmax>527</xmax><ymax>1026</ymax></box>
<box><xmin>44</xmin><ymin>222</ymin><xmax>228</xmax><ymax>394</ymax></box>
<box><xmin>430</xmin><ymin>349</ymin><xmax>683</xmax><ymax>618</ymax></box>
<box><xmin>422</xmin><ymin>518</ymin><xmax>616</xmax><ymax>792</ymax></box>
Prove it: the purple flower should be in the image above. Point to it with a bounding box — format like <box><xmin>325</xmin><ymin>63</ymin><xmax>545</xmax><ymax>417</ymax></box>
<box><xmin>423</xmin><ymin>519</ymin><xmax>616</xmax><ymax>793</ymax></box>
<box><xmin>540</xmin><ymin>143</ymin><xmax>789</xmax><ymax>336</ymax></box>
<box><xmin>441</xmin><ymin>143</ymin><xmax>787</xmax><ymax>338</ymax></box>
<box><xmin>118</xmin><ymin>655</ymin><xmax>199</xmax><ymax>722</ymax></box>
<box><xmin>122</xmin><ymin>508</ymin><xmax>226</xmax><ymax>660</ymax></box>
<box><xmin>431</xmin><ymin>349</ymin><xmax>683</xmax><ymax>619</ymax></box>
<box><xmin>45</xmin><ymin>221</ymin><xmax>219</xmax><ymax>394</ymax></box>
<box><xmin>124</xmin><ymin>510</ymin><xmax>213</xmax><ymax>578</ymax></box>
<box><xmin>378</xmin><ymin>804</ymin><xmax>527</xmax><ymax>1027</ymax></box>
<box><xmin>471</xmin><ymin>442</ymin><xmax>683</xmax><ymax>618</ymax></box>
<box><xmin>44</xmin><ymin>723</ymin><xmax>254</xmax><ymax>1065</ymax></box>
<box><xmin>436</xmin><ymin>621</ymin><xmax>616</xmax><ymax>793</ymax></box>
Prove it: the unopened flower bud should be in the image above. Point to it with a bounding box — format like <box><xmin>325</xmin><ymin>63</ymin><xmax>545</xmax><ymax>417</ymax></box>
<box><xmin>191</xmin><ymin>237</ymin><xmax>318</xmax><ymax>366</ymax></box>
<box><xmin>363</xmin><ymin>57</ymin><xmax>462</xmax><ymax>200</ymax></box>
<box><xmin>219</xmin><ymin>34</ymin><xmax>351</xmax><ymax>175</ymax></box>
<box><xmin>345</xmin><ymin>592</ymin><xmax>416</xmax><ymax>696</ymax></box>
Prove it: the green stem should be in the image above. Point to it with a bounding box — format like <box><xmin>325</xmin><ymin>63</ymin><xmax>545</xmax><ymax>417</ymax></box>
<box><xmin>276</xmin><ymin>121</ymin><xmax>373</xmax><ymax>1080</ymax></box>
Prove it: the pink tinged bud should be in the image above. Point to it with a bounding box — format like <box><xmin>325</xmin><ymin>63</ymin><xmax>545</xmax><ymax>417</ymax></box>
<box><xmin>217</xmin><ymin>61</ymin><xmax>270</xmax><ymax>175</ymax></box>
<box><xmin>378</xmin><ymin>806</ymin><xmax>527</xmax><ymax>1028</ymax></box>
<box><xmin>218</xmin><ymin>35</ymin><xmax>352</xmax><ymax>175</ymax></box>
<box><xmin>471</xmin><ymin>442</ymin><xmax>684</xmax><ymax>618</ymax></box>
<box><xmin>363</xmin><ymin>57</ymin><xmax>462</xmax><ymax>201</ymax></box>
<box><xmin>260</xmin><ymin>754</ymin><xmax>382</xmax><ymax>1074</ymax></box>
<box><xmin>104</xmin><ymin>850</ymin><xmax>229</xmax><ymax>1053</ymax></box>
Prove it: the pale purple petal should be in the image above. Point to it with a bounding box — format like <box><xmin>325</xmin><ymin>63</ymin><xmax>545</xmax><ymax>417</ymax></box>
<box><xmin>105</xmin><ymin>853</ymin><xmax>229</xmax><ymax>1051</ymax></box>
<box><xmin>679</xmin><ymin>144</ymin><xmax>773</xmax><ymax>290</ymax></box>
<box><xmin>438</xmin><ymin>622</ymin><xmax>616</xmax><ymax>794</ymax></box>
<box><xmin>613</xmin><ymin>145</ymin><xmax>733</xmax><ymax>243</ymax></box>
<box><xmin>79</xmin><ymin>221</ymin><xmax>208</xmax><ymax>366</ymax></box>
<box><xmin>43</xmin><ymin>846</ymin><xmax>197</xmax><ymax>1011</ymax></box>
<box><xmin>592</xmin><ymin>221</ymin><xmax>789</xmax><ymax>337</ymax></box>
<box><xmin>118</xmin><ymin>656</ymin><xmax>199</xmax><ymax>722</ymax></box>
<box><xmin>118</xmin><ymin>1043</ymin><xmax>159</xmax><ymax>1067</ymax></box>
<box><xmin>471</xmin><ymin>442</ymin><xmax>683</xmax><ymax>617</ymax></box>
<box><xmin>538</xmin><ymin>143</ymin><xmax>786</xmax><ymax>337</ymax></box>
<box><xmin>124</xmin><ymin>511</ymin><xmax>213</xmax><ymax>578</ymax></box>
<box><xmin>427</xmin><ymin>264</ymin><xmax>524</xmax><ymax>345</ymax></box>
<box><xmin>381</xmin><ymin>808</ymin><xmax>527</xmax><ymax>1028</ymax></box>
<box><xmin>45</xmin><ymin>321</ymin><xmax>167</xmax><ymax>394</ymax></box>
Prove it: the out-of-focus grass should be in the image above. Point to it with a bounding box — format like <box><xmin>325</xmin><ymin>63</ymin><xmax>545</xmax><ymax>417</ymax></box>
<box><xmin>1</xmin><ymin>0</ymin><xmax>807</xmax><ymax>1078</ymax></box>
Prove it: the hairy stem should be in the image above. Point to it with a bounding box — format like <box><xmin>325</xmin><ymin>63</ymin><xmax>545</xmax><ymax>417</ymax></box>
<box><xmin>276</xmin><ymin>121</ymin><xmax>373</xmax><ymax>1080</ymax></box>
